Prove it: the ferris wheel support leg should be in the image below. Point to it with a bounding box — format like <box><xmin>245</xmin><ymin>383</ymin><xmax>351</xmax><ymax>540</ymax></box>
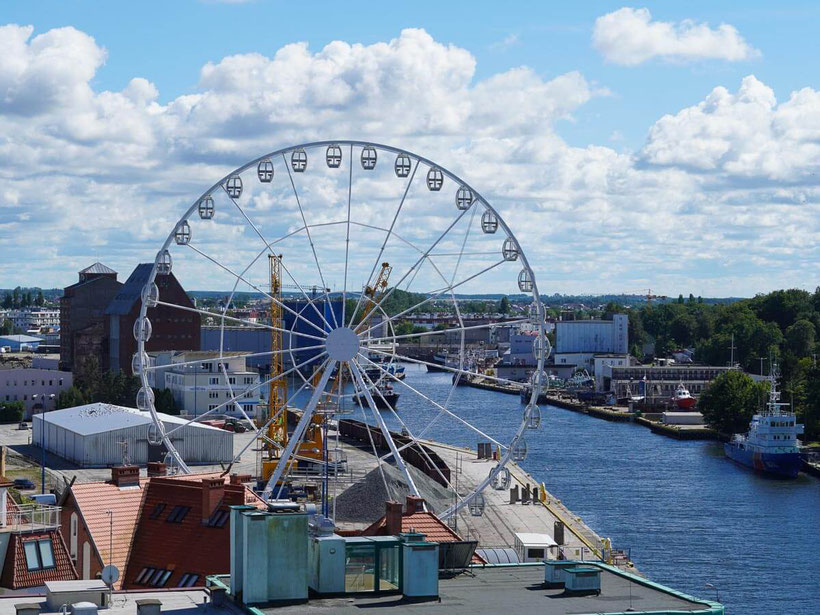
<box><xmin>349</xmin><ymin>361</ymin><xmax>420</xmax><ymax>499</ymax></box>
<box><xmin>261</xmin><ymin>361</ymin><xmax>337</xmax><ymax>501</ymax></box>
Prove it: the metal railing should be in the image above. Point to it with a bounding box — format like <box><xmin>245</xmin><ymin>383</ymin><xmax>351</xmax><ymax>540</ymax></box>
<box><xmin>2</xmin><ymin>504</ymin><xmax>61</xmax><ymax>533</ymax></box>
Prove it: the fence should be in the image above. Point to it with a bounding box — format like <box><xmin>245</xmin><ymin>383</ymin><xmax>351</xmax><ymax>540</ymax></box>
<box><xmin>2</xmin><ymin>504</ymin><xmax>60</xmax><ymax>533</ymax></box>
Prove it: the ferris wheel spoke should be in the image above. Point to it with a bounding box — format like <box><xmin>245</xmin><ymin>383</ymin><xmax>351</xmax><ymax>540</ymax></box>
<box><xmin>262</xmin><ymin>360</ymin><xmax>338</xmax><ymax>499</ymax></box>
<box><xmin>152</xmin><ymin>299</ymin><xmax>327</xmax><ymax>343</ymax></box>
<box><xmin>356</xmin><ymin>354</ymin><xmax>507</xmax><ymax>450</ymax></box>
<box><xmin>355</xmin><ymin>359</ymin><xmax>464</xmax><ymax>503</ymax></box>
<box><xmin>347</xmin><ymin>364</ymin><xmax>394</xmax><ymax>501</ymax></box>
<box><xmin>278</xmin><ymin>257</ymin><xmax>335</xmax><ymax>332</ymax></box>
<box><xmin>141</xmin><ymin>344</ymin><xmax>325</xmax><ymax>373</ymax></box>
<box><xmin>163</xmin><ymin>351</ymin><xmax>328</xmax><ymax>439</ymax></box>
<box><xmin>282</xmin><ymin>152</ymin><xmax>339</xmax><ymax>329</ymax></box>
<box><xmin>362</xmin><ymin>195</ymin><xmax>473</xmax><ymax>332</ymax></box>
<box><xmin>356</xmin><ymin>258</ymin><xmax>507</xmax><ymax>339</ymax></box>
<box><xmin>347</xmin><ymin>158</ymin><xmax>420</xmax><ymax>328</ymax></box>
<box><xmin>355</xmin><ymin>204</ymin><xmax>473</xmax><ymax>334</ymax></box>
<box><xmin>227</xmin><ymin>368</ymin><xmax>324</xmax><ymax>468</ymax></box>
<box><xmin>364</xmin><ymin>347</ymin><xmax>526</xmax><ymax>389</ymax></box>
<box><xmin>367</xmin><ymin>318</ymin><xmax>531</xmax><ymax>345</ymax></box>
<box><xmin>186</xmin><ymin>243</ymin><xmax>328</xmax><ymax>337</ymax></box>
<box><xmin>342</xmin><ymin>143</ymin><xmax>353</xmax><ymax>327</ymax></box>
<box><xmin>348</xmin><ymin>359</ymin><xmax>420</xmax><ymax>497</ymax></box>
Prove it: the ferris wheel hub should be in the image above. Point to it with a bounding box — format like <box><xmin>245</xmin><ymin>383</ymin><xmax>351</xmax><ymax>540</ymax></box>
<box><xmin>325</xmin><ymin>326</ymin><xmax>360</xmax><ymax>361</ymax></box>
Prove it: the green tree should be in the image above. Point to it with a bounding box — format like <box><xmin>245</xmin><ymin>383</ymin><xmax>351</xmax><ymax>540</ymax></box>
<box><xmin>153</xmin><ymin>388</ymin><xmax>179</xmax><ymax>415</ymax></box>
<box><xmin>804</xmin><ymin>362</ymin><xmax>820</xmax><ymax>442</ymax></box>
<box><xmin>12</xmin><ymin>287</ymin><xmax>20</xmax><ymax>308</ymax></box>
<box><xmin>498</xmin><ymin>296</ymin><xmax>510</xmax><ymax>314</ymax></box>
<box><xmin>57</xmin><ymin>386</ymin><xmax>89</xmax><ymax>409</ymax></box>
<box><xmin>1</xmin><ymin>293</ymin><xmax>11</xmax><ymax>309</ymax></box>
<box><xmin>35</xmin><ymin>290</ymin><xmax>45</xmax><ymax>307</ymax></box>
<box><xmin>0</xmin><ymin>318</ymin><xmax>12</xmax><ymax>336</ymax></box>
<box><xmin>0</xmin><ymin>401</ymin><xmax>25</xmax><ymax>423</ymax></box>
<box><xmin>698</xmin><ymin>371</ymin><xmax>769</xmax><ymax>435</ymax></box>
<box><xmin>784</xmin><ymin>319</ymin><xmax>815</xmax><ymax>357</ymax></box>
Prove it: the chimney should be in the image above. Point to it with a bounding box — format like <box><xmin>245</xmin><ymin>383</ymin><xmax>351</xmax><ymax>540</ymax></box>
<box><xmin>223</xmin><ymin>484</ymin><xmax>247</xmax><ymax>506</ymax></box>
<box><xmin>147</xmin><ymin>462</ymin><xmax>167</xmax><ymax>477</ymax></box>
<box><xmin>229</xmin><ymin>473</ymin><xmax>251</xmax><ymax>486</ymax></box>
<box><xmin>111</xmin><ymin>465</ymin><xmax>140</xmax><ymax>488</ymax></box>
<box><xmin>385</xmin><ymin>501</ymin><xmax>403</xmax><ymax>536</ymax></box>
<box><xmin>201</xmin><ymin>477</ymin><xmax>225</xmax><ymax>523</ymax></box>
<box><xmin>405</xmin><ymin>495</ymin><xmax>425</xmax><ymax>514</ymax></box>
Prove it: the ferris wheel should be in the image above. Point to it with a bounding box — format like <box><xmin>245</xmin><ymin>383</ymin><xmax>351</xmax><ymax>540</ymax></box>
<box><xmin>134</xmin><ymin>141</ymin><xmax>549</xmax><ymax>521</ymax></box>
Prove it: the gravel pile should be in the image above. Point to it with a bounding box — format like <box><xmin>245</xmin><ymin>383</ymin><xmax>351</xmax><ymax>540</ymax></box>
<box><xmin>334</xmin><ymin>462</ymin><xmax>455</xmax><ymax>523</ymax></box>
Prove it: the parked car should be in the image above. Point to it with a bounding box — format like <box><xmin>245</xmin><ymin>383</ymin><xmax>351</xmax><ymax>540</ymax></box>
<box><xmin>13</xmin><ymin>478</ymin><xmax>36</xmax><ymax>490</ymax></box>
<box><xmin>18</xmin><ymin>421</ymin><xmax>30</xmax><ymax>430</ymax></box>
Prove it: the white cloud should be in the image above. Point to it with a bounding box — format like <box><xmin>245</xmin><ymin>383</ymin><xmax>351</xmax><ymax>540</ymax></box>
<box><xmin>641</xmin><ymin>75</ymin><xmax>820</xmax><ymax>181</ymax></box>
<box><xmin>593</xmin><ymin>7</ymin><xmax>760</xmax><ymax>66</ymax></box>
<box><xmin>0</xmin><ymin>24</ymin><xmax>815</xmax><ymax>297</ymax></box>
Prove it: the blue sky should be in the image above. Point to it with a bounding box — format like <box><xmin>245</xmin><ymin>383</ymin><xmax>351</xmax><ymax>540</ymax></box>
<box><xmin>0</xmin><ymin>1</ymin><xmax>818</xmax><ymax>296</ymax></box>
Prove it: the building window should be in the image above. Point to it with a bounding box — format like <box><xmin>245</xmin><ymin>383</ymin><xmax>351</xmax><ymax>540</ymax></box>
<box><xmin>209</xmin><ymin>391</ymin><xmax>219</xmax><ymax>399</ymax></box>
<box><xmin>207</xmin><ymin>509</ymin><xmax>229</xmax><ymax>528</ymax></box>
<box><xmin>201</xmin><ymin>363</ymin><xmax>212</xmax><ymax>372</ymax></box>
<box><xmin>228</xmin><ymin>377</ymin><xmax>236</xmax><ymax>385</ymax></box>
<box><xmin>135</xmin><ymin>567</ymin><xmax>172</xmax><ymax>587</ymax></box>
<box><xmin>209</xmin><ymin>377</ymin><xmax>219</xmax><ymax>385</ymax></box>
<box><xmin>208</xmin><ymin>404</ymin><xmax>218</xmax><ymax>412</ymax></box>
<box><xmin>178</xmin><ymin>573</ymin><xmax>199</xmax><ymax>587</ymax></box>
<box><xmin>166</xmin><ymin>505</ymin><xmax>191</xmax><ymax>523</ymax></box>
<box><xmin>24</xmin><ymin>539</ymin><xmax>56</xmax><ymax>571</ymax></box>
<box><xmin>149</xmin><ymin>503</ymin><xmax>167</xmax><ymax>519</ymax></box>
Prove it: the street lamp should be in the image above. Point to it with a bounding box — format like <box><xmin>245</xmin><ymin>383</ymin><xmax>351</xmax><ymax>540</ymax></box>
<box><xmin>31</xmin><ymin>393</ymin><xmax>55</xmax><ymax>494</ymax></box>
<box><xmin>705</xmin><ymin>582</ymin><xmax>720</xmax><ymax>603</ymax></box>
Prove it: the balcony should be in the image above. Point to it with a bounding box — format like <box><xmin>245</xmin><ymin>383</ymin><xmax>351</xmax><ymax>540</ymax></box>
<box><xmin>2</xmin><ymin>504</ymin><xmax>61</xmax><ymax>533</ymax></box>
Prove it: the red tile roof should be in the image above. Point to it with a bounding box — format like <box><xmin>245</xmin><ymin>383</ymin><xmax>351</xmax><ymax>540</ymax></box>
<box><xmin>363</xmin><ymin>509</ymin><xmax>485</xmax><ymax>564</ymax></box>
<box><xmin>68</xmin><ymin>477</ymin><xmax>148</xmax><ymax>588</ymax></box>
<box><xmin>123</xmin><ymin>476</ymin><xmax>265</xmax><ymax>590</ymax></box>
<box><xmin>0</xmin><ymin>529</ymin><xmax>78</xmax><ymax>589</ymax></box>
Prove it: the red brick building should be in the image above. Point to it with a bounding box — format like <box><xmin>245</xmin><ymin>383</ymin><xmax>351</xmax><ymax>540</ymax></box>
<box><xmin>104</xmin><ymin>264</ymin><xmax>200</xmax><ymax>375</ymax></box>
<box><xmin>59</xmin><ymin>464</ymin><xmax>262</xmax><ymax>589</ymax></box>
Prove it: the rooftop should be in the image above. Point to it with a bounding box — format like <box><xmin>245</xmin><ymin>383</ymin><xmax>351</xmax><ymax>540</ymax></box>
<box><xmin>33</xmin><ymin>403</ymin><xmax>224</xmax><ymax>436</ymax></box>
<box><xmin>0</xmin><ymin>335</ymin><xmax>43</xmax><ymax>343</ymax></box>
<box><xmin>105</xmin><ymin>263</ymin><xmax>153</xmax><ymax>315</ymax></box>
<box><xmin>79</xmin><ymin>262</ymin><xmax>117</xmax><ymax>275</ymax></box>
<box><xmin>228</xmin><ymin>564</ymin><xmax>719</xmax><ymax>614</ymax></box>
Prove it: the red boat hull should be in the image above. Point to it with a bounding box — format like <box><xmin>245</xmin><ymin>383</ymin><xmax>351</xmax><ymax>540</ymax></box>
<box><xmin>675</xmin><ymin>396</ymin><xmax>697</xmax><ymax>409</ymax></box>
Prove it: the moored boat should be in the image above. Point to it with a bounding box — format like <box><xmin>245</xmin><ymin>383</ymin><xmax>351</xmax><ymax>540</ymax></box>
<box><xmin>724</xmin><ymin>366</ymin><xmax>803</xmax><ymax>478</ymax></box>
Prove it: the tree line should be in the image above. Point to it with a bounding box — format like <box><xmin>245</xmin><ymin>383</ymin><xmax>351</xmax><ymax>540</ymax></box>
<box><xmin>1</xmin><ymin>287</ymin><xmax>46</xmax><ymax>309</ymax></box>
<box><xmin>601</xmin><ymin>288</ymin><xmax>819</xmax><ymax>441</ymax></box>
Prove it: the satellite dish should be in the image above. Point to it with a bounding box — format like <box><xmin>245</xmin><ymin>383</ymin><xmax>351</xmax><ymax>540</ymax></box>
<box><xmin>102</xmin><ymin>565</ymin><xmax>120</xmax><ymax>586</ymax></box>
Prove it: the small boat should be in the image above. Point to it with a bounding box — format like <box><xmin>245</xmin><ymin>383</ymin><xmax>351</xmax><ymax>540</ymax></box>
<box><xmin>724</xmin><ymin>366</ymin><xmax>803</xmax><ymax>478</ymax></box>
<box><xmin>671</xmin><ymin>383</ymin><xmax>696</xmax><ymax>409</ymax></box>
<box><xmin>425</xmin><ymin>352</ymin><xmax>448</xmax><ymax>373</ymax></box>
<box><xmin>354</xmin><ymin>384</ymin><xmax>399</xmax><ymax>410</ymax></box>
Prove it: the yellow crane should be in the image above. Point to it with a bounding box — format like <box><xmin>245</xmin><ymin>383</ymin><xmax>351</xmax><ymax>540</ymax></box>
<box><xmin>356</xmin><ymin>262</ymin><xmax>392</xmax><ymax>335</ymax></box>
<box><xmin>260</xmin><ymin>253</ymin><xmax>326</xmax><ymax>483</ymax></box>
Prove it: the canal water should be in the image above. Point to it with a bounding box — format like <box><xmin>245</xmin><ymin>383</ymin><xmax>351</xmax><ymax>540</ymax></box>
<box><xmin>336</xmin><ymin>363</ymin><xmax>820</xmax><ymax>614</ymax></box>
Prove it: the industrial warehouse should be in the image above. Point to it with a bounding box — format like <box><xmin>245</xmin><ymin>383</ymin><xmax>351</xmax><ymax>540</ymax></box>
<box><xmin>31</xmin><ymin>403</ymin><xmax>233</xmax><ymax>467</ymax></box>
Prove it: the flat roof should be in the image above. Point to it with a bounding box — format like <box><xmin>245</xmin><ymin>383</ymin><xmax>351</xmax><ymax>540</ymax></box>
<box><xmin>514</xmin><ymin>532</ymin><xmax>557</xmax><ymax>547</ymax></box>
<box><xmin>251</xmin><ymin>564</ymin><xmax>717</xmax><ymax>614</ymax></box>
<box><xmin>33</xmin><ymin>403</ymin><xmax>225</xmax><ymax>436</ymax></box>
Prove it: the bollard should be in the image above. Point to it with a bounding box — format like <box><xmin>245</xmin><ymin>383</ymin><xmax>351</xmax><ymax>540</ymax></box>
<box><xmin>521</xmin><ymin>485</ymin><xmax>530</xmax><ymax>504</ymax></box>
<box><xmin>509</xmin><ymin>485</ymin><xmax>519</xmax><ymax>504</ymax></box>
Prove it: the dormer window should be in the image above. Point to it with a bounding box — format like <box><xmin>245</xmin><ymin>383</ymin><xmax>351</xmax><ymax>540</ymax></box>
<box><xmin>24</xmin><ymin>539</ymin><xmax>55</xmax><ymax>571</ymax></box>
<box><xmin>166</xmin><ymin>505</ymin><xmax>191</xmax><ymax>523</ymax></box>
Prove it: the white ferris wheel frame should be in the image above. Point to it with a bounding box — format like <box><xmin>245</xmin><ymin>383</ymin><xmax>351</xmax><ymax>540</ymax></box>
<box><xmin>134</xmin><ymin>140</ymin><xmax>548</xmax><ymax>520</ymax></box>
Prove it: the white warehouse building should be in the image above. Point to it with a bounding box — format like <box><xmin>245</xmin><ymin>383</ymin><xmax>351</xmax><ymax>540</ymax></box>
<box><xmin>32</xmin><ymin>403</ymin><xmax>233</xmax><ymax>467</ymax></box>
<box><xmin>554</xmin><ymin>314</ymin><xmax>629</xmax><ymax>373</ymax></box>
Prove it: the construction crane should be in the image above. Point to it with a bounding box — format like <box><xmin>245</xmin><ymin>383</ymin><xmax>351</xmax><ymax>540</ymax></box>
<box><xmin>644</xmin><ymin>288</ymin><xmax>667</xmax><ymax>305</ymax></box>
<box><xmin>356</xmin><ymin>262</ymin><xmax>392</xmax><ymax>336</ymax></box>
<box><xmin>260</xmin><ymin>254</ymin><xmax>328</xmax><ymax>484</ymax></box>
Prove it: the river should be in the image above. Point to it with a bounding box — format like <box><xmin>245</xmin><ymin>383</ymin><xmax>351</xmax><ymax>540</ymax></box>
<box><xmin>335</xmin><ymin>362</ymin><xmax>820</xmax><ymax>614</ymax></box>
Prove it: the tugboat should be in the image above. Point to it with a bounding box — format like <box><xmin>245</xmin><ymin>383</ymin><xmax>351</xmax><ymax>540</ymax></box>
<box><xmin>671</xmin><ymin>383</ymin><xmax>697</xmax><ymax>409</ymax></box>
<box><xmin>354</xmin><ymin>383</ymin><xmax>399</xmax><ymax>410</ymax></box>
<box><xmin>724</xmin><ymin>366</ymin><xmax>804</xmax><ymax>478</ymax></box>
